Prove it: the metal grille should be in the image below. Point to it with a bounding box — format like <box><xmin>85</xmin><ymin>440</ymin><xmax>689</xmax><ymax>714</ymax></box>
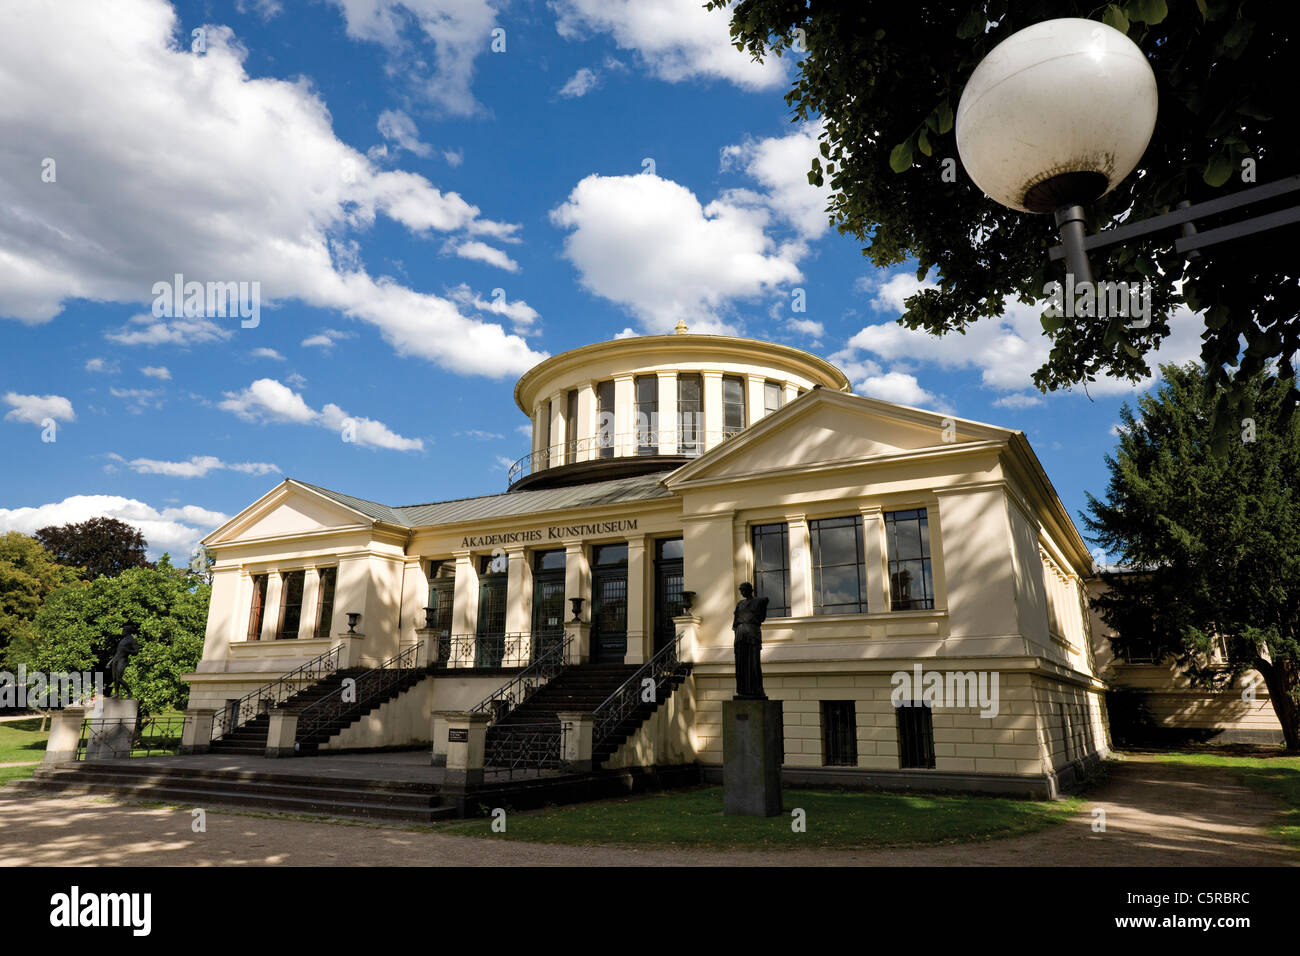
<box><xmin>592</xmin><ymin>571</ymin><xmax>627</xmax><ymax>661</ymax></box>
<box><xmin>821</xmin><ymin>700</ymin><xmax>858</xmax><ymax>767</ymax></box>
<box><xmin>296</xmin><ymin>641</ymin><xmax>423</xmax><ymax>744</ymax></box>
<box><xmin>78</xmin><ymin>715</ymin><xmax>187</xmax><ymax>760</ymax></box>
<box><xmin>476</xmin><ymin>575</ymin><xmax>507</xmax><ymax>667</ymax></box>
<box><xmin>211</xmin><ymin>643</ymin><xmax>342</xmax><ymax>740</ymax></box>
<box><xmin>593</xmin><ymin>635</ymin><xmax>686</xmax><ymax>746</ymax></box>
<box><xmin>896</xmin><ymin>701</ymin><xmax>936</xmax><ymax>769</ymax></box>
<box><xmin>483</xmin><ymin>721</ymin><xmax>566</xmax><ymax>776</ymax></box>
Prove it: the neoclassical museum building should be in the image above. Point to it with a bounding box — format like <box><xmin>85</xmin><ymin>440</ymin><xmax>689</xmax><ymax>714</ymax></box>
<box><xmin>187</xmin><ymin>326</ymin><xmax>1114</xmax><ymax>797</ymax></box>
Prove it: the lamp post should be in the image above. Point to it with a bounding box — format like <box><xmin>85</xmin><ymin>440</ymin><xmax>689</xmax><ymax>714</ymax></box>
<box><xmin>956</xmin><ymin>17</ymin><xmax>1300</xmax><ymax>281</ymax></box>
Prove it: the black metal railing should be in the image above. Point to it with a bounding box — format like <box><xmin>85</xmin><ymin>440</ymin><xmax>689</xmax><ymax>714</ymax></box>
<box><xmin>592</xmin><ymin>635</ymin><xmax>684</xmax><ymax>746</ymax></box>
<box><xmin>77</xmin><ymin>715</ymin><xmax>188</xmax><ymax>760</ymax></box>
<box><xmin>483</xmin><ymin>720</ymin><xmax>566</xmax><ymax>777</ymax></box>
<box><xmin>294</xmin><ymin>641</ymin><xmax>424</xmax><ymax>745</ymax></box>
<box><xmin>508</xmin><ymin>428</ymin><xmax>739</xmax><ymax>486</ymax></box>
<box><xmin>433</xmin><ymin>633</ymin><xmax>543</xmax><ymax>670</ymax></box>
<box><xmin>470</xmin><ymin>633</ymin><xmax>571</xmax><ymax>723</ymax></box>
<box><xmin>211</xmin><ymin>644</ymin><xmax>343</xmax><ymax>741</ymax></box>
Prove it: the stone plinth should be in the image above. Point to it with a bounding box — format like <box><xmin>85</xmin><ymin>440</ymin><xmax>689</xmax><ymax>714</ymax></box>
<box><xmin>43</xmin><ymin>706</ymin><xmax>86</xmax><ymax>765</ymax></box>
<box><xmin>84</xmin><ymin>698</ymin><xmax>139</xmax><ymax>761</ymax></box>
<box><xmin>722</xmin><ymin>698</ymin><xmax>783</xmax><ymax>817</ymax></box>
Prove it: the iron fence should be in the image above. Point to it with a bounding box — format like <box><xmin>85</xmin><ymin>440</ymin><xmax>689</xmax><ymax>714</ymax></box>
<box><xmin>294</xmin><ymin>641</ymin><xmax>424</xmax><ymax>744</ymax></box>
<box><xmin>592</xmin><ymin>635</ymin><xmax>684</xmax><ymax>746</ymax></box>
<box><xmin>210</xmin><ymin>643</ymin><xmax>342</xmax><ymax>741</ymax></box>
<box><xmin>482</xmin><ymin>720</ymin><xmax>566</xmax><ymax>777</ymax></box>
<box><xmin>433</xmin><ymin>633</ymin><xmax>541</xmax><ymax>670</ymax></box>
<box><xmin>470</xmin><ymin>633</ymin><xmax>571</xmax><ymax>724</ymax></box>
<box><xmin>77</xmin><ymin>714</ymin><xmax>188</xmax><ymax>760</ymax></box>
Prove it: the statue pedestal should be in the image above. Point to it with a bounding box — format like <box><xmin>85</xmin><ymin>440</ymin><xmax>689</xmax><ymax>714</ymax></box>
<box><xmin>85</xmin><ymin>698</ymin><xmax>139</xmax><ymax>760</ymax></box>
<box><xmin>722</xmin><ymin>698</ymin><xmax>783</xmax><ymax>817</ymax></box>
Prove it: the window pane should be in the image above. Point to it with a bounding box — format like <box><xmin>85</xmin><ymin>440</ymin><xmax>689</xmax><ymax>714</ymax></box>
<box><xmin>278</xmin><ymin>570</ymin><xmax>305</xmax><ymax>639</ymax></box>
<box><xmin>722</xmin><ymin>375</ymin><xmax>745</xmax><ymax>433</ymax></box>
<box><xmin>751</xmin><ymin>523</ymin><xmax>789</xmax><ymax>616</ymax></box>
<box><xmin>594</xmin><ymin>543</ymin><xmax>628</xmax><ymax>566</ymax></box>
<box><xmin>635</xmin><ymin>375</ymin><xmax>658</xmax><ymax>455</ymax></box>
<box><xmin>657</xmin><ymin>538</ymin><xmax>683</xmax><ymax>560</ymax></box>
<box><xmin>764</xmin><ymin>381</ymin><xmax>783</xmax><ymax>416</ymax></box>
<box><xmin>535</xmin><ymin>549</ymin><xmax>566</xmax><ymax>571</ymax></box>
<box><xmin>597</xmin><ymin>379</ymin><xmax>615</xmax><ymax>458</ymax></box>
<box><xmin>810</xmin><ymin>516</ymin><xmax>866</xmax><ymax>614</ymax></box>
<box><xmin>677</xmin><ymin>373</ymin><xmax>702</xmax><ymax>455</ymax></box>
<box><xmin>885</xmin><ymin>509</ymin><xmax>935</xmax><ymax>610</ymax></box>
<box><xmin>315</xmin><ymin>567</ymin><xmax>336</xmax><ymax>639</ymax></box>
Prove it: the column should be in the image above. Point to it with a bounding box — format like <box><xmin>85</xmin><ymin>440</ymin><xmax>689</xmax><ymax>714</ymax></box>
<box><xmin>657</xmin><ymin>370</ymin><xmax>677</xmax><ymax>454</ymax></box>
<box><xmin>702</xmin><ymin>371</ymin><xmax>723</xmax><ymax>453</ymax></box>
<box><xmin>787</xmin><ymin>515</ymin><xmax>812</xmax><ymax>617</ymax></box>
<box><xmin>398</xmin><ymin>556</ymin><xmax>427</xmax><ymax>650</ymax></box>
<box><xmin>505</xmin><ymin>546</ymin><xmax>530</xmax><ymax>665</ymax></box>
<box><xmin>532</xmin><ymin>404</ymin><xmax>546</xmax><ymax>457</ymax></box>
<box><xmin>783</xmin><ymin>381</ymin><xmax>799</xmax><ymax>405</ymax></box>
<box><xmin>260</xmin><ymin>571</ymin><xmax>283</xmax><ymax>642</ymax></box>
<box><xmin>625</xmin><ymin>535</ymin><xmax>648</xmax><ymax>665</ymax></box>
<box><xmin>548</xmin><ymin>391</ymin><xmax>565</xmax><ymax>468</ymax></box>
<box><xmin>746</xmin><ymin>374</ymin><xmax>766</xmax><ymax>426</ymax></box>
<box><xmin>563</xmin><ymin>542</ymin><xmax>591</xmax><ymax>663</ymax></box>
<box><xmin>451</xmin><ymin>550</ymin><xmax>476</xmax><ymax>666</ymax></box>
<box><xmin>297</xmin><ymin>567</ymin><xmax>321</xmax><ymax>641</ymax></box>
<box><xmin>614</xmin><ymin>374</ymin><xmax>634</xmax><ymax>457</ymax></box>
<box><xmin>576</xmin><ymin>382</ymin><xmax>596</xmax><ymax>462</ymax></box>
<box><xmin>861</xmin><ymin>506</ymin><xmax>887</xmax><ymax>613</ymax></box>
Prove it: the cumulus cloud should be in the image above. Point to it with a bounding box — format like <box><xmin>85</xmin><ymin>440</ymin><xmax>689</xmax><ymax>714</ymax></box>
<box><xmin>0</xmin><ymin>0</ymin><xmax>543</xmax><ymax>378</ymax></box>
<box><xmin>720</xmin><ymin>122</ymin><xmax>830</xmax><ymax>242</ymax></box>
<box><xmin>853</xmin><ymin>371</ymin><xmax>939</xmax><ymax>410</ymax></box>
<box><xmin>448</xmin><ymin>284</ymin><xmax>539</xmax><ymax>331</ymax></box>
<box><xmin>552</xmin><ymin>0</ymin><xmax>786</xmax><ymax>90</ymax></box>
<box><xmin>219</xmin><ymin>378</ymin><xmax>423</xmax><ymax>451</ymax></box>
<box><xmin>3</xmin><ymin>393</ymin><xmax>75</xmax><ymax>426</ymax></box>
<box><xmin>0</xmin><ymin>494</ymin><xmax>229</xmax><ymax>559</ymax></box>
<box><xmin>377</xmin><ymin>108</ymin><xmax>433</xmax><ymax>157</ymax></box>
<box><xmin>551</xmin><ymin>173</ymin><xmax>801</xmax><ymax>332</ymax></box>
<box><xmin>140</xmin><ymin>365</ymin><xmax>171</xmax><ymax>380</ymax></box>
<box><xmin>84</xmin><ymin>358</ymin><xmax>119</xmax><ymax>374</ymax></box>
<box><xmin>444</xmin><ymin>240</ymin><xmax>520</xmax><ymax>272</ymax></box>
<box><xmin>250</xmin><ymin>347</ymin><xmax>285</xmax><ymax>360</ymax></box>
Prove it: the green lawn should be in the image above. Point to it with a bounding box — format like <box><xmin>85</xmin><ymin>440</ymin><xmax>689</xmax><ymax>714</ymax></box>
<box><xmin>1143</xmin><ymin>749</ymin><xmax>1300</xmax><ymax>848</ymax></box>
<box><xmin>0</xmin><ymin>718</ymin><xmax>49</xmax><ymax>766</ymax></box>
<box><xmin>436</xmin><ymin>785</ymin><xmax>1082</xmax><ymax>849</ymax></box>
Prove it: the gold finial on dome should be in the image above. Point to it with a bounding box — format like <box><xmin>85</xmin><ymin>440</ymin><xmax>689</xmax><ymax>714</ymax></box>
<box><xmin>674</xmin><ymin>319</ymin><xmax>689</xmax><ymax>334</ymax></box>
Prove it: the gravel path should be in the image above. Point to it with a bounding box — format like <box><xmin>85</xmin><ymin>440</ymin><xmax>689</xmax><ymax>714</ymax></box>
<box><xmin>0</xmin><ymin>755</ymin><xmax>1293</xmax><ymax>866</ymax></box>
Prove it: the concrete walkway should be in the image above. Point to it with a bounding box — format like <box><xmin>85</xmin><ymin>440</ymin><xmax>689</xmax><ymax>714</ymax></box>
<box><xmin>0</xmin><ymin>755</ymin><xmax>1293</xmax><ymax>866</ymax></box>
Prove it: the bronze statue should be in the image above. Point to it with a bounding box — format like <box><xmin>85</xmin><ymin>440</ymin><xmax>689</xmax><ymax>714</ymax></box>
<box><xmin>106</xmin><ymin>624</ymin><xmax>140</xmax><ymax>699</ymax></box>
<box><xmin>732</xmin><ymin>582</ymin><xmax>769</xmax><ymax>699</ymax></box>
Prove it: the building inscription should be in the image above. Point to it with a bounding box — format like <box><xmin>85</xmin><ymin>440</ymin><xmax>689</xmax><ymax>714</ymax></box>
<box><xmin>460</xmin><ymin>519</ymin><xmax>637</xmax><ymax>549</ymax></box>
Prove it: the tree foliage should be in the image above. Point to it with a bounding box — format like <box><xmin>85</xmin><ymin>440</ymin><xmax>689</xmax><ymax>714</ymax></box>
<box><xmin>35</xmin><ymin>516</ymin><xmax>151</xmax><ymax>580</ymax></box>
<box><xmin>21</xmin><ymin>555</ymin><xmax>210</xmax><ymax>715</ymax></box>
<box><xmin>1084</xmin><ymin>363</ymin><xmax>1300</xmax><ymax>750</ymax></box>
<box><xmin>710</xmin><ymin>0</ymin><xmax>1298</xmax><ymax>438</ymax></box>
<box><xmin>0</xmin><ymin>532</ymin><xmax>82</xmax><ymax>669</ymax></box>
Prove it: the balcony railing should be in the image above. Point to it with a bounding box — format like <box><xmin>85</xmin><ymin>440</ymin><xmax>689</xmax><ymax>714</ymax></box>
<box><xmin>432</xmin><ymin>632</ymin><xmax>563</xmax><ymax>670</ymax></box>
<box><xmin>507</xmin><ymin>427</ymin><xmax>743</xmax><ymax>486</ymax></box>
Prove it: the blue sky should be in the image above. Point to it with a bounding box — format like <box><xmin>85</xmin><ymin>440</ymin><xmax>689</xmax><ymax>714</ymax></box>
<box><xmin>0</xmin><ymin>0</ymin><xmax>1204</xmax><ymax>561</ymax></box>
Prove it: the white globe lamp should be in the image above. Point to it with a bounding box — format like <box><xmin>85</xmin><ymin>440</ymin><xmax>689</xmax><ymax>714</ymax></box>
<box><xmin>956</xmin><ymin>18</ymin><xmax>1158</xmax><ymax>215</ymax></box>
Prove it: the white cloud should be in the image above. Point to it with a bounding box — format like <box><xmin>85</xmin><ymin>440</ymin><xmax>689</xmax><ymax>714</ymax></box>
<box><xmin>552</xmin><ymin>0</ymin><xmax>786</xmax><ymax>90</ymax></box>
<box><xmin>120</xmin><ymin>454</ymin><xmax>281</xmax><ymax>478</ymax></box>
<box><xmin>448</xmin><ymin>284</ymin><xmax>539</xmax><ymax>330</ymax></box>
<box><xmin>0</xmin><ymin>494</ymin><xmax>229</xmax><ymax>559</ymax></box>
<box><xmin>250</xmin><ymin>347</ymin><xmax>285</xmax><ymax>360</ymax></box>
<box><xmin>219</xmin><ymin>378</ymin><xmax>423</xmax><ymax>451</ymax></box>
<box><xmin>84</xmin><ymin>358</ymin><xmax>119</xmax><ymax>374</ymax></box>
<box><xmin>720</xmin><ymin>122</ymin><xmax>829</xmax><ymax>241</ymax></box>
<box><xmin>559</xmin><ymin>67</ymin><xmax>600</xmax><ymax>98</ymax></box>
<box><xmin>788</xmin><ymin>318</ymin><xmax>824</xmax><ymax>342</ymax></box>
<box><xmin>4</xmin><ymin>393</ymin><xmax>75</xmax><ymax>425</ymax></box>
<box><xmin>459</xmin><ymin>429</ymin><xmax>503</xmax><ymax>440</ymax></box>
<box><xmin>377</xmin><ymin>108</ymin><xmax>433</xmax><ymax>157</ymax></box>
<box><xmin>613</xmin><ymin>327</ymin><xmax>639</xmax><ymax>339</ymax></box>
<box><xmin>0</xmin><ymin>0</ymin><xmax>543</xmax><ymax>379</ymax></box>
<box><xmin>551</xmin><ymin>172</ymin><xmax>801</xmax><ymax>332</ymax></box>
<box><xmin>328</xmin><ymin>0</ymin><xmax>499</xmax><ymax>116</ymax></box>
<box><xmin>853</xmin><ymin>371</ymin><xmax>938</xmax><ymax>409</ymax></box>
<box><xmin>109</xmin><ymin>387</ymin><xmax>164</xmax><ymax>412</ymax></box>
<box><xmin>140</xmin><ymin>365</ymin><xmax>171</xmax><ymax>380</ymax></box>
<box><xmin>445</xmin><ymin>240</ymin><xmax>520</xmax><ymax>272</ymax></box>
<box><xmin>443</xmin><ymin>148</ymin><xmax>465</xmax><ymax>168</ymax></box>
<box><xmin>302</xmin><ymin>328</ymin><xmax>355</xmax><ymax>350</ymax></box>
<box><xmin>994</xmin><ymin>393</ymin><xmax>1044</xmax><ymax>409</ymax></box>
<box><xmin>843</xmin><ymin>269</ymin><xmax>1207</xmax><ymax>399</ymax></box>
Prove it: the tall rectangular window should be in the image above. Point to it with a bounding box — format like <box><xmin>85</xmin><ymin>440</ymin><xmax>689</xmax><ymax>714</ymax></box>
<box><xmin>247</xmin><ymin>573</ymin><xmax>267</xmax><ymax>641</ymax></box>
<box><xmin>763</xmin><ymin>380</ymin><xmax>784</xmax><ymax>417</ymax></box>
<box><xmin>677</xmin><ymin>373</ymin><xmax>702</xmax><ymax>455</ymax></box>
<box><xmin>810</xmin><ymin>516</ymin><xmax>867</xmax><ymax>614</ymax></box>
<box><xmin>565</xmin><ymin>388</ymin><xmax>579</xmax><ymax>464</ymax></box>
<box><xmin>821</xmin><ymin>701</ymin><xmax>858</xmax><ymax>766</ymax></box>
<box><xmin>722</xmin><ymin>375</ymin><xmax>745</xmax><ymax>436</ymax></box>
<box><xmin>634</xmin><ymin>375</ymin><xmax>658</xmax><ymax>455</ymax></box>
<box><xmin>314</xmin><ymin>567</ymin><xmax>336</xmax><ymax>639</ymax></box>
<box><xmin>751</xmin><ymin>522</ymin><xmax>790</xmax><ymax>617</ymax></box>
<box><xmin>277</xmin><ymin>570</ymin><xmax>305</xmax><ymax>639</ymax></box>
<box><xmin>885</xmin><ymin>508</ymin><xmax>935</xmax><ymax>610</ymax></box>
<box><xmin>897</xmin><ymin>702</ymin><xmax>936</xmax><ymax>769</ymax></box>
<box><xmin>596</xmin><ymin>379</ymin><xmax>615</xmax><ymax>458</ymax></box>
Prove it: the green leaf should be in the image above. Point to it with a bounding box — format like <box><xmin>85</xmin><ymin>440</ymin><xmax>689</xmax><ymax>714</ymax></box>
<box><xmin>1205</xmin><ymin>305</ymin><xmax>1230</xmax><ymax>331</ymax></box>
<box><xmin>1124</xmin><ymin>0</ymin><xmax>1167</xmax><ymax>25</ymax></box>
<box><xmin>1203</xmin><ymin>152</ymin><xmax>1233</xmax><ymax>187</ymax></box>
<box><xmin>1194</xmin><ymin>0</ymin><xmax>1207</xmax><ymax>20</ymax></box>
<box><xmin>935</xmin><ymin>100</ymin><xmax>954</xmax><ymax>135</ymax></box>
<box><xmin>889</xmin><ymin>138</ymin><xmax>914</xmax><ymax>173</ymax></box>
<box><xmin>1041</xmin><ymin>312</ymin><xmax>1064</xmax><ymax>333</ymax></box>
<box><xmin>917</xmin><ymin>128</ymin><xmax>933</xmax><ymax>157</ymax></box>
<box><xmin>1103</xmin><ymin>5</ymin><xmax>1130</xmax><ymax>33</ymax></box>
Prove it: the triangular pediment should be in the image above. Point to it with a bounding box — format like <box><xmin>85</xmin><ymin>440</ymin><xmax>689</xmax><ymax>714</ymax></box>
<box><xmin>203</xmin><ymin>480</ymin><xmax>375</xmax><ymax>546</ymax></box>
<box><xmin>664</xmin><ymin>389</ymin><xmax>1013</xmax><ymax>486</ymax></box>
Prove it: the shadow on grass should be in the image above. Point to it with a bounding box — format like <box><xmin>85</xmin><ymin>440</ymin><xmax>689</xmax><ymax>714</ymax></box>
<box><xmin>435</xmin><ymin>784</ymin><xmax>1082</xmax><ymax>850</ymax></box>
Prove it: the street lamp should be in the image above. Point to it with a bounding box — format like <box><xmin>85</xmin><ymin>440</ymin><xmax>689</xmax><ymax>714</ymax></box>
<box><xmin>956</xmin><ymin>18</ymin><xmax>1157</xmax><ymax>283</ymax></box>
<box><xmin>956</xmin><ymin>17</ymin><xmax>1300</xmax><ymax>279</ymax></box>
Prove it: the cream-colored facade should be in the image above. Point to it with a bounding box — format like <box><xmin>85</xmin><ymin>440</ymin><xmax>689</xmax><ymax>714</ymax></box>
<box><xmin>189</xmin><ymin>330</ymin><xmax>1111</xmax><ymax>796</ymax></box>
